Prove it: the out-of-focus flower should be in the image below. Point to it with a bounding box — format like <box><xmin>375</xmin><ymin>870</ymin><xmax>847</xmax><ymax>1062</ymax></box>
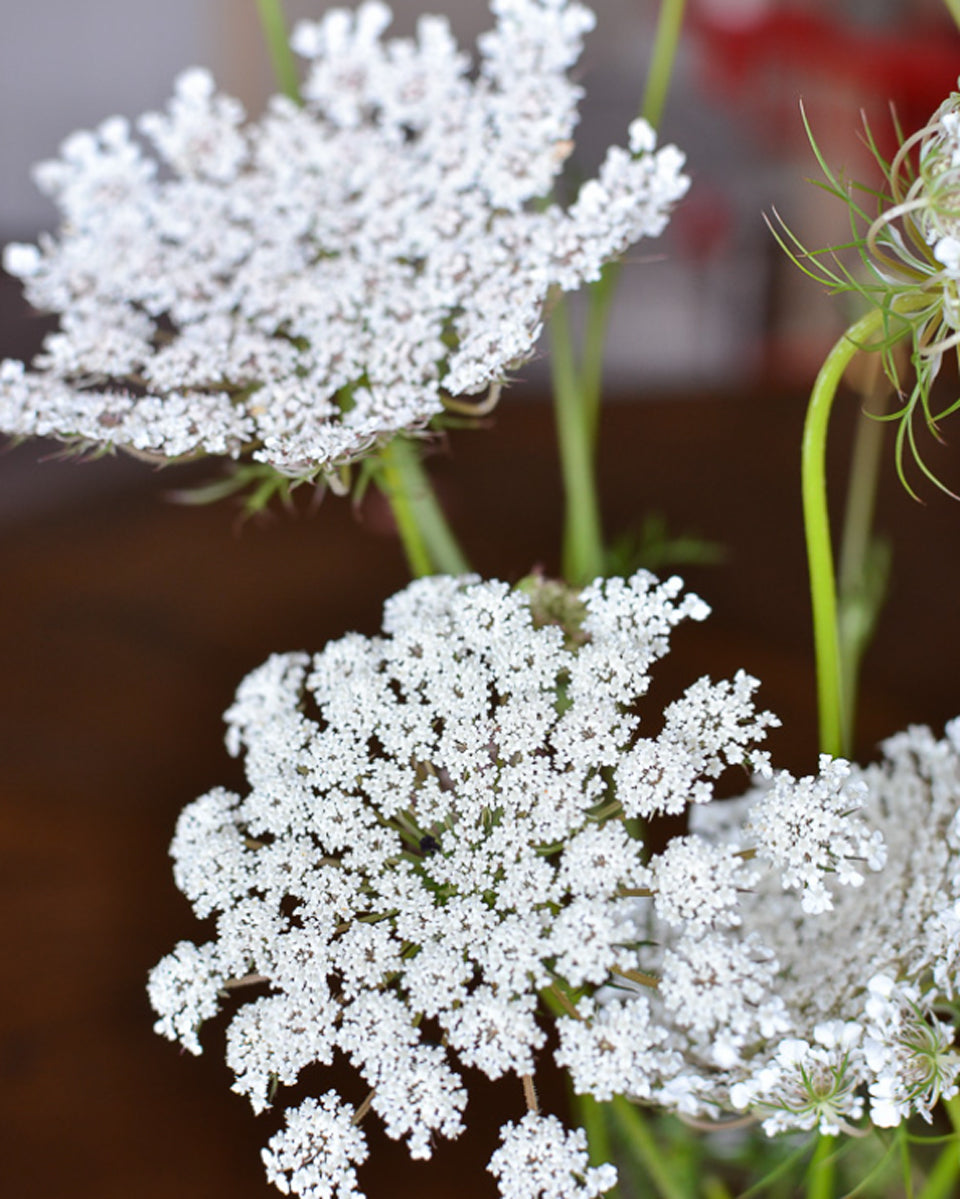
<box><xmin>1</xmin><ymin>0</ymin><xmax>689</xmax><ymax>482</ymax></box>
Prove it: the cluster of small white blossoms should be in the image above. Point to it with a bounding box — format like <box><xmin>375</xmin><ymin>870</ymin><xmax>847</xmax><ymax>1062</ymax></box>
<box><xmin>0</xmin><ymin>0</ymin><xmax>689</xmax><ymax>479</ymax></box>
<box><xmin>705</xmin><ymin>721</ymin><xmax>960</xmax><ymax>1135</ymax></box>
<box><xmin>146</xmin><ymin>569</ymin><xmax>949</xmax><ymax>1199</ymax></box>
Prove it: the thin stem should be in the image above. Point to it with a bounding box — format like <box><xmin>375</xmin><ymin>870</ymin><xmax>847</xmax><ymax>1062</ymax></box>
<box><xmin>255</xmin><ymin>0</ymin><xmax>301</xmax><ymax>102</ymax></box>
<box><xmin>580</xmin><ymin>262</ymin><xmax>621</xmax><ymax>452</ymax></box>
<box><xmin>573</xmin><ymin>1094</ymin><xmax>620</xmax><ymax>1199</ymax></box>
<box><xmin>919</xmin><ymin>1097</ymin><xmax>960</xmax><ymax>1199</ymax></box>
<box><xmin>944</xmin><ymin>0</ymin><xmax>960</xmax><ymax>35</ymax></box>
<box><xmin>375</xmin><ymin>438</ymin><xmax>470</xmax><ymax>578</ymax></box>
<box><xmin>352</xmin><ymin>1089</ymin><xmax>375</xmax><ymax>1125</ymax></box>
<box><xmin>550</xmin><ymin>301</ymin><xmax>605</xmax><ymax>584</ymax></box>
<box><xmin>805</xmin><ymin>1134</ymin><xmax>837</xmax><ymax>1199</ymax></box>
<box><xmin>549</xmin><ymin>0</ymin><xmax>688</xmax><ymax>583</ymax></box>
<box><xmin>802</xmin><ymin>308</ymin><xmax>887</xmax><ymax>757</ymax></box>
<box><xmin>641</xmin><ymin>0</ymin><xmax>688</xmax><ymax>129</ymax></box>
<box><xmin>609</xmin><ymin>1096</ymin><xmax>688</xmax><ymax>1199</ymax></box>
<box><xmin>222</xmin><ymin>973</ymin><xmax>270</xmax><ymax>989</ymax></box>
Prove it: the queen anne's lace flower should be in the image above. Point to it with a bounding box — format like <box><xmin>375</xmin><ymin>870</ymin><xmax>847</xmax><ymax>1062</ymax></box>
<box><xmin>152</xmin><ymin>568</ymin><xmax>936</xmax><ymax>1197</ymax></box>
<box><xmin>488</xmin><ymin>1113</ymin><xmax>617</xmax><ymax>1199</ymax></box>
<box><xmin>261</xmin><ymin>1093</ymin><xmax>369</xmax><ymax>1199</ymax></box>
<box><xmin>1</xmin><ymin>0</ymin><xmax>689</xmax><ymax>479</ymax></box>
<box><xmin>684</xmin><ymin>718</ymin><xmax>960</xmax><ymax>1134</ymax></box>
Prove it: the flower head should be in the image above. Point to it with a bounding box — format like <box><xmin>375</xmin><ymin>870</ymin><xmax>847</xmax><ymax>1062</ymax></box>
<box><xmin>2</xmin><ymin>0</ymin><xmax>688</xmax><ymax>484</ymax></box>
<box><xmin>488</xmin><ymin>1113</ymin><xmax>617</xmax><ymax>1199</ymax></box>
<box><xmin>689</xmin><ymin>718</ymin><xmax>960</xmax><ymax>1133</ymax></box>
<box><xmin>149</xmin><ymin>568</ymin><xmax>906</xmax><ymax>1196</ymax></box>
<box><xmin>777</xmin><ymin>81</ymin><xmax>960</xmax><ymax>497</ymax></box>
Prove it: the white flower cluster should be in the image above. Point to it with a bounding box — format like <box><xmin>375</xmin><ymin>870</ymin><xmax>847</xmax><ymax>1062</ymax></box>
<box><xmin>1</xmin><ymin>0</ymin><xmax>689</xmax><ymax>478</ymax></box>
<box><xmin>711</xmin><ymin>720</ymin><xmax>960</xmax><ymax>1135</ymax></box>
<box><xmin>145</xmin><ymin>569</ymin><xmax>960</xmax><ymax>1198</ymax></box>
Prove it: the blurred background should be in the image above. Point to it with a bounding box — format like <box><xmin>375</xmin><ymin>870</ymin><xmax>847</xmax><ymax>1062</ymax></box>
<box><xmin>3</xmin><ymin>3</ymin><xmax>960</xmax><ymax>1198</ymax></box>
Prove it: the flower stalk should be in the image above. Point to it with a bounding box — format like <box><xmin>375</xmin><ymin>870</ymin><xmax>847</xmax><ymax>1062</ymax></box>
<box><xmin>802</xmin><ymin>307</ymin><xmax>896</xmax><ymax>757</ymax></box>
<box><xmin>641</xmin><ymin>0</ymin><xmax>688</xmax><ymax>130</ymax></box>
<box><xmin>374</xmin><ymin>437</ymin><xmax>470</xmax><ymax>578</ymax></box>
<box><xmin>550</xmin><ymin>0</ymin><xmax>688</xmax><ymax>584</ymax></box>
<box><xmin>255</xmin><ymin>0</ymin><xmax>301</xmax><ymax>102</ymax></box>
<box><xmin>609</xmin><ymin>1097</ymin><xmax>689</xmax><ymax>1199</ymax></box>
<box><xmin>551</xmin><ymin>299</ymin><xmax>606</xmax><ymax>583</ymax></box>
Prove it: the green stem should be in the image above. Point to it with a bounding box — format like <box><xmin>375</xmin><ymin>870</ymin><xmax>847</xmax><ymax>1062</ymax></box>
<box><xmin>580</xmin><ymin>263</ymin><xmax>621</xmax><ymax>452</ymax></box>
<box><xmin>641</xmin><ymin>0</ymin><xmax>688</xmax><ymax>129</ymax></box>
<box><xmin>805</xmin><ymin>1135</ymin><xmax>836</xmax><ymax>1199</ymax></box>
<box><xmin>549</xmin><ymin>0</ymin><xmax>688</xmax><ymax>583</ymax></box>
<box><xmin>375</xmin><ymin>438</ymin><xmax>470</xmax><ymax>578</ymax></box>
<box><xmin>550</xmin><ymin>300</ymin><xmax>605</xmax><ymax>584</ymax></box>
<box><xmin>802</xmin><ymin>308</ymin><xmax>886</xmax><ymax>757</ymax></box>
<box><xmin>573</xmin><ymin>1094</ymin><xmax>621</xmax><ymax>1199</ymax></box>
<box><xmin>944</xmin><ymin>0</ymin><xmax>960</xmax><ymax>35</ymax></box>
<box><xmin>836</xmin><ymin>371</ymin><xmax>890</xmax><ymax>752</ymax></box>
<box><xmin>609</xmin><ymin>1096</ymin><xmax>688</xmax><ymax>1199</ymax></box>
<box><xmin>581</xmin><ymin>0</ymin><xmax>687</xmax><ymax>450</ymax></box>
<box><xmin>255</xmin><ymin>0</ymin><xmax>301</xmax><ymax>102</ymax></box>
<box><xmin>920</xmin><ymin>1097</ymin><xmax>960</xmax><ymax>1199</ymax></box>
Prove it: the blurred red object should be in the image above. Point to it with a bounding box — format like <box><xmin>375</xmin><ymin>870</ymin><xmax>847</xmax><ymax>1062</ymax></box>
<box><xmin>689</xmin><ymin>2</ymin><xmax>960</xmax><ymax>151</ymax></box>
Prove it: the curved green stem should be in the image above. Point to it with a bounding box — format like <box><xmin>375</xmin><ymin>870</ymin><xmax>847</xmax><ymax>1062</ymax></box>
<box><xmin>375</xmin><ymin>438</ymin><xmax>470</xmax><ymax>578</ymax></box>
<box><xmin>803</xmin><ymin>308</ymin><xmax>887</xmax><ymax>757</ymax></box>
<box><xmin>945</xmin><ymin>0</ymin><xmax>960</xmax><ymax>34</ymax></box>
<box><xmin>255</xmin><ymin>0</ymin><xmax>301</xmax><ymax>102</ymax></box>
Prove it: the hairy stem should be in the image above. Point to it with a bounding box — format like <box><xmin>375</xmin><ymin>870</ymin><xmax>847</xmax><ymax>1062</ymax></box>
<box><xmin>255</xmin><ymin>0</ymin><xmax>301</xmax><ymax>102</ymax></box>
<box><xmin>375</xmin><ymin>438</ymin><xmax>470</xmax><ymax>578</ymax></box>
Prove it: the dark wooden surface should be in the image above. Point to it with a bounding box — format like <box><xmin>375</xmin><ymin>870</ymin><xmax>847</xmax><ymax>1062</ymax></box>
<box><xmin>2</xmin><ymin>389</ymin><xmax>959</xmax><ymax>1198</ymax></box>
